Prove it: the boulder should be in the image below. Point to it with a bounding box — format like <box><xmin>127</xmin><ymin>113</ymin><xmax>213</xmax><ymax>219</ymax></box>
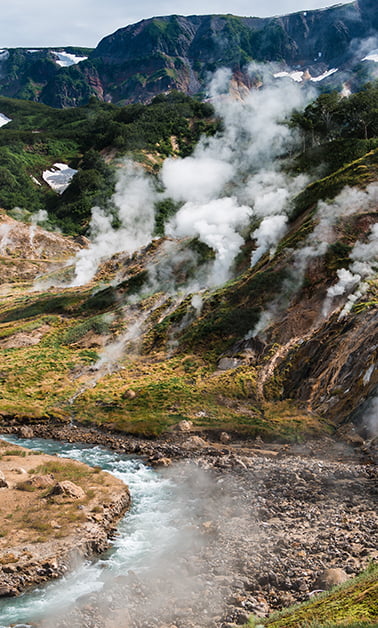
<box><xmin>0</xmin><ymin>470</ymin><xmax>9</xmax><ymax>488</ymax></box>
<box><xmin>176</xmin><ymin>420</ymin><xmax>193</xmax><ymax>432</ymax></box>
<box><xmin>182</xmin><ymin>435</ymin><xmax>208</xmax><ymax>449</ymax></box>
<box><xmin>314</xmin><ymin>568</ymin><xmax>349</xmax><ymax>589</ymax></box>
<box><xmin>49</xmin><ymin>481</ymin><xmax>85</xmax><ymax>500</ymax></box>
<box><xmin>19</xmin><ymin>426</ymin><xmax>34</xmax><ymax>439</ymax></box>
<box><xmin>10</xmin><ymin>467</ymin><xmax>27</xmax><ymax>475</ymax></box>
<box><xmin>150</xmin><ymin>457</ymin><xmax>172</xmax><ymax>468</ymax></box>
<box><xmin>217</xmin><ymin>357</ymin><xmax>242</xmax><ymax>371</ymax></box>
<box><xmin>26</xmin><ymin>474</ymin><xmax>55</xmax><ymax>489</ymax></box>
<box><xmin>220</xmin><ymin>431</ymin><xmax>231</xmax><ymax>444</ymax></box>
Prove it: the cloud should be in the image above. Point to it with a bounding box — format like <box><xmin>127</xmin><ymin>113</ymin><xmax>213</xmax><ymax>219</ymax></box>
<box><xmin>1</xmin><ymin>1</ymin><xmax>352</xmax><ymax>47</ymax></box>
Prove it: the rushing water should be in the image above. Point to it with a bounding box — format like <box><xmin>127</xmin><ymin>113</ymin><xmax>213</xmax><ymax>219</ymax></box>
<box><xmin>0</xmin><ymin>434</ymin><xmax>178</xmax><ymax>627</ymax></box>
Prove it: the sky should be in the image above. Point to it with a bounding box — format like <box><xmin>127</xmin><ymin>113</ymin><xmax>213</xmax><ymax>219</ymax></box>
<box><xmin>2</xmin><ymin>0</ymin><xmax>353</xmax><ymax>48</ymax></box>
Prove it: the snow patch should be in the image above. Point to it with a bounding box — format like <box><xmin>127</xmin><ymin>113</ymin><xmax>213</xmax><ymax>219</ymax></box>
<box><xmin>51</xmin><ymin>51</ymin><xmax>88</xmax><ymax>67</ymax></box>
<box><xmin>30</xmin><ymin>175</ymin><xmax>41</xmax><ymax>186</ymax></box>
<box><xmin>362</xmin><ymin>50</ymin><xmax>378</xmax><ymax>63</ymax></box>
<box><xmin>0</xmin><ymin>113</ymin><xmax>11</xmax><ymax>127</ymax></box>
<box><xmin>42</xmin><ymin>163</ymin><xmax>77</xmax><ymax>194</ymax></box>
<box><xmin>310</xmin><ymin>68</ymin><xmax>338</xmax><ymax>82</ymax></box>
<box><xmin>0</xmin><ymin>49</ymin><xmax>9</xmax><ymax>61</ymax></box>
<box><xmin>273</xmin><ymin>71</ymin><xmax>304</xmax><ymax>83</ymax></box>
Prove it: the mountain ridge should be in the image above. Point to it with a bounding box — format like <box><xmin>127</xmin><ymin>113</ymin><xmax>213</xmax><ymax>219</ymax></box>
<box><xmin>0</xmin><ymin>0</ymin><xmax>377</xmax><ymax>107</ymax></box>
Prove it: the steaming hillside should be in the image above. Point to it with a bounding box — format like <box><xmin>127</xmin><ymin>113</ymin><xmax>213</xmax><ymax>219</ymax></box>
<box><xmin>0</xmin><ymin>0</ymin><xmax>378</xmax><ymax>106</ymax></box>
<box><xmin>0</xmin><ymin>73</ymin><xmax>378</xmax><ymax>450</ymax></box>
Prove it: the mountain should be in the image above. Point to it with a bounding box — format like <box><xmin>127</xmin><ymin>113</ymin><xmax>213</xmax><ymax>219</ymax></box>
<box><xmin>0</xmin><ymin>0</ymin><xmax>377</xmax><ymax>107</ymax></box>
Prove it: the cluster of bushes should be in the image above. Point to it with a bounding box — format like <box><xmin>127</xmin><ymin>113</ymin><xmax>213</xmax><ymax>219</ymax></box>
<box><xmin>291</xmin><ymin>81</ymin><xmax>378</xmax><ymax>173</ymax></box>
<box><xmin>0</xmin><ymin>92</ymin><xmax>216</xmax><ymax>234</ymax></box>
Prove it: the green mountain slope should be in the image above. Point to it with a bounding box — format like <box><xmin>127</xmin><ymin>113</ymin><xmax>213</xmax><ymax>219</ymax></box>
<box><xmin>0</xmin><ymin>82</ymin><xmax>378</xmax><ymax>445</ymax></box>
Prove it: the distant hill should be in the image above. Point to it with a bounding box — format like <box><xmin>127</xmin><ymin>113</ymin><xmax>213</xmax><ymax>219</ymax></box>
<box><xmin>0</xmin><ymin>0</ymin><xmax>377</xmax><ymax>107</ymax></box>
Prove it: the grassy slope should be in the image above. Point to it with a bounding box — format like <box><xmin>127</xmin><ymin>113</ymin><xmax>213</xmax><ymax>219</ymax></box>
<box><xmin>1</xmin><ymin>149</ymin><xmax>377</xmax><ymax>438</ymax></box>
<box><xmin>247</xmin><ymin>563</ymin><xmax>378</xmax><ymax>627</ymax></box>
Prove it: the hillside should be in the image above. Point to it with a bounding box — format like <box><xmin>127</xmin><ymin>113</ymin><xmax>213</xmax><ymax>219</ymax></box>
<box><xmin>0</xmin><ymin>66</ymin><xmax>377</xmax><ymax>627</ymax></box>
<box><xmin>0</xmin><ymin>79</ymin><xmax>377</xmax><ymax>453</ymax></box>
<box><xmin>0</xmin><ymin>0</ymin><xmax>378</xmax><ymax>107</ymax></box>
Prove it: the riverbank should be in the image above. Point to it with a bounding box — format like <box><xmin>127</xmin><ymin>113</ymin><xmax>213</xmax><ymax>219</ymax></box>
<box><xmin>0</xmin><ymin>438</ymin><xmax>130</xmax><ymax>597</ymax></box>
<box><xmin>0</xmin><ymin>421</ymin><xmax>377</xmax><ymax>627</ymax></box>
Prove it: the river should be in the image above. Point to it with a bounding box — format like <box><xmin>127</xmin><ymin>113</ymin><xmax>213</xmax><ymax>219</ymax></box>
<box><xmin>0</xmin><ymin>433</ymin><xmax>376</xmax><ymax>628</ymax></box>
<box><xmin>0</xmin><ymin>435</ymin><xmax>182</xmax><ymax>628</ymax></box>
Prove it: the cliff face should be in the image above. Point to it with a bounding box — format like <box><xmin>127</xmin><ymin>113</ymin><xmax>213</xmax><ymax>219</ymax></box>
<box><xmin>0</xmin><ymin>1</ymin><xmax>376</xmax><ymax>107</ymax></box>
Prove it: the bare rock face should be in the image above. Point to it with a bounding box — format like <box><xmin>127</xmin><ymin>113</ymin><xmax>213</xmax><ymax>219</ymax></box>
<box><xmin>315</xmin><ymin>568</ymin><xmax>349</xmax><ymax>590</ymax></box>
<box><xmin>50</xmin><ymin>481</ymin><xmax>85</xmax><ymax>500</ymax></box>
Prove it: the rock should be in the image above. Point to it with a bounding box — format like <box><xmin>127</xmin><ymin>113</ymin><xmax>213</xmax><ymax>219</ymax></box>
<box><xmin>175</xmin><ymin>420</ymin><xmax>193</xmax><ymax>432</ymax></box>
<box><xmin>234</xmin><ymin>610</ymin><xmax>250</xmax><ymax>624</ymax></box>
<box><xmin>150</xmin><ymin>457</ymin><xmax>172</xmax><ymax>468</ymax></box>
<box><xmin>220</xmin><ymin>432</ymin><xmax>231</xmax><ymax>444</ymax></box>
<box><xmin>49</xmin><ymin>481</ymin><xmax>85</xmax><ymax>500</ymax></box>
<box><xmin>314</xmin><ymin>568</ymin><xmax>349</xmax><ymax>589</ymax></box>
<box><xmin>19</xmin><ymin>426</ymin><xmax>34</xmax><ymax>439</ymax></box>
<box><xmin>10</xmin><ymin>467</ymin><xmax>27</xmax><ymax>474</ymax></box>
<box><xmin>25</xmin><ymin>474</ymin><xmax>55</xmax><ymax>489</ymax></box>
<box><xmin>0</xmin><ymin>584</ymin><xmax>17</xmax><ymax>597</ymax></box>
<box><xmin>182</xmin><ymin>435</ymin><xmax>208</xmax><ymax>449</ymax></box>
<box><xmin>123</xmin><ymin>389</ymin><xmax>136</xmax><ymax>400</ymax></box>
<box><xmin>218</xmin><ymin>357</ymin><xmax>242</xmax><ymax>371</ymax></box>
<box><xmin>0</xmin><ymin>470</ymin><xmax>9</xmax><ymax>488</ymax></box>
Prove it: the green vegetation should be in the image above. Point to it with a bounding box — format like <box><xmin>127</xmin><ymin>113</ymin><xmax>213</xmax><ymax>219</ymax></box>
<box><xmin>291</xmin><ymin>82</ymin><xmax>378</xmax><ymax>176</ymax></box>
<box><xmin>0</xmin><ymin>92</ymin><xmax>216</xmax><ymax>234</ymax></box>
<box><xmin>247</xmin><ymin>564</ymin><xmax>378</xmax><ymax>627</ymax></box>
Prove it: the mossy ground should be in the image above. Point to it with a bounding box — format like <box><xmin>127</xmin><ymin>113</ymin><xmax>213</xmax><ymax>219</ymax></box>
<box><xmin>247</xmin><ymin>563</ymin><xmax>378</xmax><ymax>628</ymax></box>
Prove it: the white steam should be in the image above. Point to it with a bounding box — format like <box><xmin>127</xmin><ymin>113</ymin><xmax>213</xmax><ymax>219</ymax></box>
<box><xmin>248</xmin><ymin>183</ymin><xmax>378</xmax><ymax>337</ymax></box>
<box><xmin>71</xmin><ymin>161</ymin><xmax>156</xmax><ymax>286</ymax></box>
<box><xmin>165</xmin><ymin>69</ymin><xmax>311</xmax><ymax>282</ymax></box>
<box><xmin>69</xmin><ymin>69</ymin><xmax>312</xmax><ymax>292</ymax></box>
<box><xmin>166</xmin><ymin>197</ymin><xmax>252</xmax><ymax>285</ymax></box>
<box><xmin>361</xmin><ymin>394</ymin><xmax>378</xmax><ymax>438</ymax></box>
<box><xmin>322</xmin><ymin>184</ymin><xmax>378</xmax><ymax>316</ymax></box>
<box><xmin>251</xmin><ymin>214</ymin><xmax>288</xmax><ymax>267</ymax></box>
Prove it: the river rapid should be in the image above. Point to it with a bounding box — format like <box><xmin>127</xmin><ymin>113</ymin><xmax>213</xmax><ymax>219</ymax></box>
<box><xmin>0</xmin><ymin>433</ymin><xmax>377</xmax><ymax>628</ymax></box>
<box><xmin>0</xmin><ymin>435</ymin><xmax>184</xmax><ymax>627</ymax></box>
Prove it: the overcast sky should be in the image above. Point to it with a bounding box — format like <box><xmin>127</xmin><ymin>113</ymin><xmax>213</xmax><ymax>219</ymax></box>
<box><xmin>2</xmin><ymin>0</ymin><xmax>353</xmax><ymax>48</ymax></box>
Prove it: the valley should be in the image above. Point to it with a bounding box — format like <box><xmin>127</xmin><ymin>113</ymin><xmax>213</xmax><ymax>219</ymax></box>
<box><xmin>0</xmin><ymin>1</ymin><xmax>377</xmax><ymax>625</ymax></box>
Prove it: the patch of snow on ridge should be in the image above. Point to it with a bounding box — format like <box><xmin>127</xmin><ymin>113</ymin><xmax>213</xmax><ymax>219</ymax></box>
<box><xmin>42</xmin><ymin>163</ymin><xmax>77</xmax><ymax>194</ymax></box>
<box><xmin>273</xmin><ymin>71</ymin><xmax>304</xmax><ymax>82</ymax></box>
<box><xmin>362</xmin><ymin>50</ymin><xmax>378</xmax><ymax>63</ymax></box>
<box><xmin>0</xmin><ymin>49</ymin><xmax>9</xmax><ymax>61</ymax></box>
<box><xmin>310</xmin><ymin>68</ymin><xmax>338</xmax><ymax>82</ymax></box>
<box><xmin>51</xmin><ymin>51</ymin><xmax>88</xmax><ymax>67</ymax></box>
<box><xmin>0</xmin><ymin>113</ymin><xmax>11</xmax><ymax>127</ymax></box>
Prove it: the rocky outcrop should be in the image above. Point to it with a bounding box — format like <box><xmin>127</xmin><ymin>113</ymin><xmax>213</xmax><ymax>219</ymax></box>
<box><xmin>277</xmin><ymin>308</ymin><xmax>378</xmax><ymax>425</ymax></box>
<box><xmin>49</xmin><ymin>480</ymin><xmax>86</xmax><ymax>499</ymax></box>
